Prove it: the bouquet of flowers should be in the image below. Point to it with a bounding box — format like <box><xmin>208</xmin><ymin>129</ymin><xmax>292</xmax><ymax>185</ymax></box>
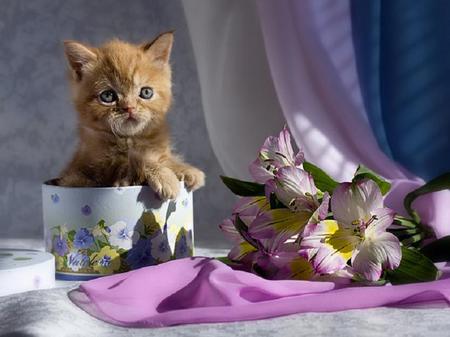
<box><xmin>219</xmin><ymin>127</ymin><xmax>450</xmax><ymax>285</ymax></box>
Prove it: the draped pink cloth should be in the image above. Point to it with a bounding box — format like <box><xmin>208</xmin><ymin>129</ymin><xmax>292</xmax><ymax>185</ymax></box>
<box><xmin>69</xmin><ymin>257</ymin><xmax>450</xmax><ymax>327</ymax></box>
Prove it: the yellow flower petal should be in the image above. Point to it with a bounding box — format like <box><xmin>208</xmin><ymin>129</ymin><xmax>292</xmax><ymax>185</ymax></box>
<box><xmin>91</xmin><ymin>246</ymin><xmax>121</xmax><ymax>274</ymax></box>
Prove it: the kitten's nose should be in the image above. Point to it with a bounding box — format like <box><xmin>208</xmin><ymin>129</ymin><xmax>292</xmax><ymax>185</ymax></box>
<box><xmin>123</xmin><ymin>106</ymin><xmax>135</xmax><ymax>114</ymax></box>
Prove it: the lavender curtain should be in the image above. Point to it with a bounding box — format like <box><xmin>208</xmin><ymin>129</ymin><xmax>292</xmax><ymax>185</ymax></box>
<box><xmin>257</xmin><ymin>0</ymin><xmax>449</xmax><ymax>237</ymax></box>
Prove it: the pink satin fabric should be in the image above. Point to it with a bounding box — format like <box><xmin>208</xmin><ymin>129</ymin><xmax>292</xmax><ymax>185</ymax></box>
<box><xmin>69</xmin><ymin>257</ymin><xmax>450</xmax><ymax>327</ymax></box>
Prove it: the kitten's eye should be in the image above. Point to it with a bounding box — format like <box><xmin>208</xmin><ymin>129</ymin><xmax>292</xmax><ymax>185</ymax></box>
<box><xmin>139</xmin><ymin>87</ymin><xmax>153</xmax><ymax>100</ymax></box>
<box><xmin>99</xmin><ymin>90</ymin><xmax>117</xmax><ymax>104</ymax></box>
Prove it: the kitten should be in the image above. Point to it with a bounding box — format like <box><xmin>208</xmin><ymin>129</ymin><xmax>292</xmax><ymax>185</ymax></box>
<box><xmin>59</xmin><ymin>32</ymin><xmax>205</xmax><ymax>200</ymax></box>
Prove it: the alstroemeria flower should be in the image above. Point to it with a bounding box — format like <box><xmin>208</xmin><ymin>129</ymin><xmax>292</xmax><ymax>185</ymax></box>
<box><xmin>219</xmin><ymin>196</ymin><xmax>269</xmax><ymax>240</ymax></box>
<box><xmin>219</xmin><ymin>196</ymin><xmax>270</xmax><ymax>259</ymax></box>
<box><xmin>232</xmin><ymin>227</ymin><xmax>314</xmax><ymax>281</ymax></box>
<box><xmin>300</xmin><ymin>219</ymin><xmax>356</xmax><ymax>275</ymax></box>
<box><xmin>242</xmin><ymin>195</ymin><xmax>328</xmax><ymax>281</ymax></box>
<box><xmin>219</xmin><ymin>197</ymin><xmax>314</xmax><ymax>280</ymax></box>
<box><xmin>254</xmin><ymin>243</ymin><xmax>314</xmax><ymax>280</ymax></box>
<box><xmin>250</xmin><ymin>166</ymin><xmax>329</xmax><ymax>246</ymax></box>
<box><xmin>265</xmin><ymin>166</ymin><xmax>318</xmax><ymax>212</ymax></box>
<box><xmin>301</xmin><ymin>179</ymin><xmax>401</xmax><ymax>281</ymax></box>
<box><xmin>249</xmin><ymin>126</ymin><xmax>304</xmax><ymax>183</ymax></box>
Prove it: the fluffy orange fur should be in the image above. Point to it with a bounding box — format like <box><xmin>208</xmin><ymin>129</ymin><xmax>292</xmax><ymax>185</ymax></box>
<box><xmin>59</xmin><ymin>32</ymin><xmax>205</xmax><ymax>200</ymax></box>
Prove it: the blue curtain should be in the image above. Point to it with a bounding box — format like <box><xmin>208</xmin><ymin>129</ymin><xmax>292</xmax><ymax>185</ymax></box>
<box><xmin>351</xmin><ymin>0</ymin><xmax>450</xmax><ymax>181</ymax></box>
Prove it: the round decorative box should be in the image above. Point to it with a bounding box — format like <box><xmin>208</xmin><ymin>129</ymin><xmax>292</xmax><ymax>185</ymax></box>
<box><xmin>0</xmin><ymin>249</ymin><xmax>55</xmax><ymax>296</ymax></box>
<box><xmin>42</xmin><ymin>180</ymin><xmax>194</xmax><ymax>280</ymax></box>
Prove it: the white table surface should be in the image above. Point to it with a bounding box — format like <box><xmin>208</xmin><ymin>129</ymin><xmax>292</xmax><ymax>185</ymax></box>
<box><xmin>1</xmin><ymin>239</ymin><xmax>450</xmax><ymax>337</ymax></box>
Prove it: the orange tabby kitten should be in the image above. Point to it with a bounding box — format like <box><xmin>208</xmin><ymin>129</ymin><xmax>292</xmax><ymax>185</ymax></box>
<box><xmin>59</xmin><ymin>32</ymin><xmax>205</xmax><ymax>200</ymax></box>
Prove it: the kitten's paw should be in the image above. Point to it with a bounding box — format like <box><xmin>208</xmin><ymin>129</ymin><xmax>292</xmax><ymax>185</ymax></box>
<box><xmin>146</xmin><ymin>167</ymin><xmax>180</xmax><ymax>200</ymax></box>
<box><xmin>175</xmin><ymin>166</ymin><xmax>205</xmax><ymax>191</ymax></box>
<box><xmin>112</xmin><ymin>178</ymin><xmax>131</xmax><ymax>187</ymax></box>
<box><xmin>184</xmin><ymin>167</ymin><xmax>205</xmax><ymax>191</ymax></box>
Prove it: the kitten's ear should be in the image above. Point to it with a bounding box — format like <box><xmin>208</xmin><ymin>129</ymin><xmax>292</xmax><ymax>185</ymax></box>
<box><xmin>141</xmin><ymin>31</ymin><xmax>174</xmax><ymax>66</ymax></box>
<box><xmin>63</xmin><ymin>40</ymin><xmax>97</xmax><ymax>81</ymax></box>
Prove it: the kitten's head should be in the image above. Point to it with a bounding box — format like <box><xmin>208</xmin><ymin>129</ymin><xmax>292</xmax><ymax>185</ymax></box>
<box><xmin>64</xmin><ymin>32</ymin><xmax>173</xmax><ymax>137</ymax></box>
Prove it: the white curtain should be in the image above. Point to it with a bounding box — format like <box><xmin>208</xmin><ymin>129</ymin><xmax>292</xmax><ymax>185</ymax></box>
<box><xmin>182</xmin><ymin>0</ymin><xmax>284</xmax><ymax>180</ymax></box>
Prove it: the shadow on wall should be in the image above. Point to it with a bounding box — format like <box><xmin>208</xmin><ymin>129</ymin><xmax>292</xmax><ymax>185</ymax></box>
<box><xmin>0</xmin><ymin>0</ymin><xmax>235</xmax><ymax>248</ymax></box>
<box><xmin>1</xmin><ymin>332</ymin><xmax>36</xmax><ymax>337</ymax></box>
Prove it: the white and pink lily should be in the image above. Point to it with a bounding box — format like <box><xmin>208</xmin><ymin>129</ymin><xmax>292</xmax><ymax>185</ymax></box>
<box><xmin>301</xmin><ymin>179</ymin><xmax>401</xmax><ymax>281</ymax></box>
<box><xmin>249</xmin><ymin>126</ymin><xmax>304</xmax><ymax>183</ymax></box>
<box><xmin>249</xmin><ymin>166</ymin><xmax>329</xmax><ymax>245</ymax></box>
<box><xmin>265</xmin><ymin>166</ymin><xmax>327</xmax><ymax>213</ymax></box>
<box><xmin>219</xmin><ymin>196</ymin><xmax>315</xmax><ymax>280</ymax></box>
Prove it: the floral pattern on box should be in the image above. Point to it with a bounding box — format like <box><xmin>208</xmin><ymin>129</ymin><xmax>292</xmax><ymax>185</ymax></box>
<box><xmin>50</xmin><ymin>209</ymin><xmax>193</xmax><ymax>275</ymax></box>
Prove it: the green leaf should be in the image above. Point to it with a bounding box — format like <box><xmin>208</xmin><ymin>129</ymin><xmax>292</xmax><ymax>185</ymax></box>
<box><xmin>389</xmin><ymin>227</ymin><xmax>420</xmax><ymax>239</ymax></box>
<box><xmin>352</xmin><ymin>165</ymin><xmax>391</xmax><ymax>195</ymax></box>
<box><xmin>303</xmin><ymin>161</ymin><xmax>339</xmax><ymax>194</ymax></box>
<box><xmin>421</xmin><ymin>236</ymin><xmax>450</xmax><ymax>263</ymax></box>
<box><xmin>220</xmin><ymin>176</ymin><xmax>265</xmax><ymax>196</ymax></box>
<box><xmin>216</xmin><ymin>256</ymin><xmax>233</xmax><ymax>265</ymax></box>
<box><xmin>389</xmin><ymin>216</ymin><xmax>422</xmax><ymax>247</ymax></box>
<box><xmin>392</xmin><ymin>215</ymin><xmax>418</xmax><ymax>229</ymax></box>
<box><xmin>385</xmin><ymin>247</ymin><xmax>438</xmax><ymax>285</ymax></box>
<box><xmin>67</xmin><ymin>230</ymin><xmax>76</xmax><ymax>241</ymax></box>
<box><xmin>98</xmin><ymin>240</ymin><xmax>109</xmax><ymax>249</ymax></box>
<box><xmin>401</xmin><ymin>233</ymin><xmax>427</xmax><ymax>247</ymax></box>
<box><xmin>216</xmin><ymin>256</ymin><xmax>231</xmax><ymax>263</ymax></box>
<box><xmin>404</xmin><ymin>172</ymin><xmax>450</xmax><ymax>223</ymax></box>
<box><xmin>389</xmin><ymin>216</ymin><xmax>434</xmax><ymax>248</ymax></box>
<box><xmin>234</xmin><ymin>215</ymin><xmax>259</xmax><ymax>249</ymax></box>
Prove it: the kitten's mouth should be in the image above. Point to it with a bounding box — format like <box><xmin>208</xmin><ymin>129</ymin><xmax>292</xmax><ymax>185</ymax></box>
<box><xmin>109</xmin><ymin>114</ymin><xmax>147</xmax><ymax>137</ymax></box>
<box><xmin>122</xmin><ymin>114</ymin><xmax>140</xmax><ymax>124</ymax></box>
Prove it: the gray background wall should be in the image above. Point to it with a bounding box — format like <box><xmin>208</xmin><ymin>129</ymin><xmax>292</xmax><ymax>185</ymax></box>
<box><xmin>0</xmin><ymin>0</ymin><xmax>235</xmax><ymax>248</ymax></box>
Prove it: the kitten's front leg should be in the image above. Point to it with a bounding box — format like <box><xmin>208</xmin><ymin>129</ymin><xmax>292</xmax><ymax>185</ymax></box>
<box><xmin>112</xmin><ymin>164</ymin><xmax>131</xmax><ymax>187</ymax></box>
<box><xmin>135</xmin><ymin>162</ymin><xmax>180</xmax><ymax>200</ymax></box>
<box><xmin>167</xmin><ymin>157</ymin><xmax>205</xmax><ymax>192</ymax></box>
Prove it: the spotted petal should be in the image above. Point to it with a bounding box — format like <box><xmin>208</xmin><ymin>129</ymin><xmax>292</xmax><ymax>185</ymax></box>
<box><xmin>249</xmin><ymin>159</ymin><xmax>275</xmax><ymax>183</ymax></box>
<box><xmin>272</xmin><ymin>166</ymin><xmax>317</xmax><ymax>210</ymax></box>
<box><xmin>233</xmin><ymin>196</ymin><xmax>269</xmax><ymax>215</ymax></box>
<box><xmin>301</xmin><ymin>220</ymin><xmax>357</xmax><ymax>274</ymax></box>
<box><xmin>352</xmin><ymin>232</ymin><xmax>401</xmax><ymax>281</ymax></box>
<box><xmin>366</xmin><ymin>208</ymin><xmax>396</xmax><ymax>234</ymax></box>
<box><xmin>303</xmin><ymin>192</ymin><xmax>330</xmax><ymax>236</ymax></box>
<box><xmin>259</xmin><ymin>126</ymin><xmax>295</xmax><ymax>165</ymax></box>
<box><xmin>331</xmin><ymin>180</ymin><xmax>383</xmax><ymax>225</ymax></box>
<box><xmin>249</xmin><ymin>126</ymin><xmax>304</xmax><ymax>183</ymax></box>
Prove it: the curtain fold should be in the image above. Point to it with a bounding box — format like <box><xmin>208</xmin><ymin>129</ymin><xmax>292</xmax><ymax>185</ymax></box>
<box><xmin>351</xmin><ymin>0</ymin><xmax>450</xmax><ymax>181</ymax></box>
<box><xmin>182</xmin><ymin>0</ymin><xmax>284</xmax><ymax>180</ymax></box>
<box><xmin>257</xmin><ymin>0</ymin><xmax>409</xmax><ymax>182</ymax></box>
<box><xmin>257</xmin><ymin>0</ymin><xmax>449</xmax><ymax>237</ymax></box>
